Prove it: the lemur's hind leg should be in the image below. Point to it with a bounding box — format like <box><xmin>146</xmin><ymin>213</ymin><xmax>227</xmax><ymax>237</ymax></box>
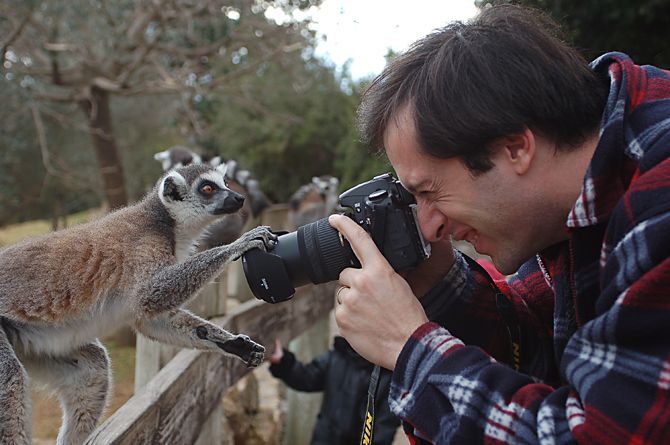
<box><xmin>23</xmin><ymin>340</ymin><xmax>111</xmax><ymax>445</ymax></box>
<box><xmin>136</xmin><ymin>309</ymin><xmax>265</xmax><ymax>367</ymax></box>
<box><xmin>0</xmin><ymin>327</ymin><xmax>32</xmax><ymax>445</ymax></box>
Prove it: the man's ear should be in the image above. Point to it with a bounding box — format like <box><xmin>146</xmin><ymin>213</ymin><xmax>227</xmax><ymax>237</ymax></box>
<box><xmin>160</xmin><ymin>172</ymin><xmax>187</xmax><ymax>203</ymax></box>
<box><xmin>497</xmin><ymin>128</ymin><xmax>536</xmax><ymax>175</ymax></box>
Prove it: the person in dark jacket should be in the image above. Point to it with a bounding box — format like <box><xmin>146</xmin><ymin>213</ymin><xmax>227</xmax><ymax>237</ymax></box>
<box><xmin>268</xmin><ymin>337</ymin><xmax>400</xmax><ymax>445</ymax></box>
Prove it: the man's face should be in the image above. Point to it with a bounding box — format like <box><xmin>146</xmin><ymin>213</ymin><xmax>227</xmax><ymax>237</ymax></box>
<box><xmin>384</xmin><ymin>108</ymin><xmax>556</xmax><ymax>275</ymax></box>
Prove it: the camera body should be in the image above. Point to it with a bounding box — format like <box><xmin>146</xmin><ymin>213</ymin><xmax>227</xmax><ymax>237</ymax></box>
<box><xmin>242</xmin><ymin>173</ymin><xmax>431</xmax><ymax>303</ymax></box>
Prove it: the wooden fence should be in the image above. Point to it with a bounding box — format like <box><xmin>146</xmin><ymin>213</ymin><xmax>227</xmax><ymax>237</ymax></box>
<box><xmin>84</xmin><ymin>206</ymin><xmax>337</xmax><ymax>444</ymax></box>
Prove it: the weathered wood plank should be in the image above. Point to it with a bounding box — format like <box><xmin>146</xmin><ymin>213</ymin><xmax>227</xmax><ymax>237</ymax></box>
<box><xmin>86</xmin><ymin>281</ymin><xmax>336</xmax><ymax>445</ymax></box>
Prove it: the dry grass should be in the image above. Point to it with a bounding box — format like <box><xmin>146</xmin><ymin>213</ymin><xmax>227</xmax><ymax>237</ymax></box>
<box><xmin>0</xmin><ymin>211</ymin><xmax>91</xmax><ymax>248</ymax></box>
<box><xmin>0</xmin><ymin>219</ymin><xmax>54</xmax><ymax>248</ymax></box>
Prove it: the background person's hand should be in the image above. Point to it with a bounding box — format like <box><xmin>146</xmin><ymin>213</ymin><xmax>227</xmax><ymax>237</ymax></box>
<box><xmin>268</xmin><ymin>338</ymin><xmax>284</xmax><ymax>364</ymax></box>
<box><xmin>329</xmin><ymin>214</ymin><xmax>429</xmax><ymax>370</ymax></box>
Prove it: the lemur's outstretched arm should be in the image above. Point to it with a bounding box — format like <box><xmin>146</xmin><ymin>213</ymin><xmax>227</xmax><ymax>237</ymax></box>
<box><xmin>139</xmin><ymin>226</ymin><xmax>276</xmax><ymax>316</ymax></box>
<box><xmin>135</xmin><ymin>309</ymin><xmax>265</xmax><ymax>367</ymax></box>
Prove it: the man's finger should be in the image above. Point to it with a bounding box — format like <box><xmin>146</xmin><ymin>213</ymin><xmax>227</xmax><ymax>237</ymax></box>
<box><xmin>328</xmin><ymin>214</ymin><xmax>387</xmax><ymax>268</ymax></box>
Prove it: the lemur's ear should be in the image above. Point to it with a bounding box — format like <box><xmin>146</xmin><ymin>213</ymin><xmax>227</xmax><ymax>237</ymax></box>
<box><xmin>209</xmin><ymin>156</ymin><xmax>223</xmax><ymax>167</ymax></box>
<box><xmin>160</xmin><ymin>172</ymin><xmax>188</xmax><ymax>202</ymax></box>
<box><xmin>216</xmin><ymin>162</ymin><xmax>228</xmax><ymax>177</ymax></box>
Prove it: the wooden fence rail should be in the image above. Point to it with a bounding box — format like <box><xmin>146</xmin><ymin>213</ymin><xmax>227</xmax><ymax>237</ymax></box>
<box><xmin>85</xmin><ymin>281</ymin><xmax>336</xmax><ymax>444</ymax></box>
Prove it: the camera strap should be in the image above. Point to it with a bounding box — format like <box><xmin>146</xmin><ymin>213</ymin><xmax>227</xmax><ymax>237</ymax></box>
<box><xmin>359</xmin><ymin>363</ymin><xmax>381</xmax><ymax>445</ymax></box>
<box><xmin>462</xmin><ymin>254</ymin><xmax>522</xmax><ymax>372</ymax></box>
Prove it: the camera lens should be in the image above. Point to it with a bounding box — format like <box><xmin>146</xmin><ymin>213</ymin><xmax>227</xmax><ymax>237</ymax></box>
<box><xmin>242</xmin><ymin>216</ymin><xmax>360</xmax><ymax>303</ymax></box>
<box><xmin>297</xmin><ymin>217</ymin><xmax>358</xmax><ymax>284</ymax></box>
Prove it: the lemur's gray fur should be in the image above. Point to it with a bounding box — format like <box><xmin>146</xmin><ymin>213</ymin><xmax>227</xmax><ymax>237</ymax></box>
<box><xmin>0</xmin><ymin>162</ymin><xmax>276</xmax><ymax>445</ymax></box>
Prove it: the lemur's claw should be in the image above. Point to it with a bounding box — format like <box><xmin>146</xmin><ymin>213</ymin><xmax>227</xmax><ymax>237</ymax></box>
<box><xmin>217</xmin><ymin>334</ymin><xmax>265</xmax><ymax>367</ymax></box>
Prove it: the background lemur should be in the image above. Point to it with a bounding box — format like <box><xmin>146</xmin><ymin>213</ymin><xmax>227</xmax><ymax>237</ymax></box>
<box><xmin>0</xmin><ymin>162</ymin><xmax>276</xmax><ymax>445</ymax></box>
<box><xmin>287</xmin><ymin>175</ymin><xmax>341</xmax><ymax>229</ymax></box>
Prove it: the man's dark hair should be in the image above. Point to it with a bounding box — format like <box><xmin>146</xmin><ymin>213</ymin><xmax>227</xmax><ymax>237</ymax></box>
<box><xmin>357</xmin><ymin>4</ymin><xmax>609</xmax><ymax>174</ymax></box>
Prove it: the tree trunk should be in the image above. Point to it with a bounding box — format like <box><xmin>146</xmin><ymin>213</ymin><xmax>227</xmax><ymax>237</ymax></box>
<box><xmin>80</xmin><ymin>87</ymin><xmax>128</xmax><ymax>209</ymax></box>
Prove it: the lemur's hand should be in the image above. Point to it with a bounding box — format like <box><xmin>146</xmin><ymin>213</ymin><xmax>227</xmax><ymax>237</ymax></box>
<box><xmin>228</xmin><ymin>226</ymin><xmax>277</xmax><ymax>262</ymax></box>
<box><xmin>215</xmin><ymin>333</ymin><xmax>266</xmax><ymax>368</ymax></box>
<box><xmin>238</xmin><ymin>225</ymin><xmax>277</xmax><ymax>252</ymax></box>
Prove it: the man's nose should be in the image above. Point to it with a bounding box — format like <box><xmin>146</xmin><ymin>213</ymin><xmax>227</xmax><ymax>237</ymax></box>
<box><xmin>417</xmin><ymin>204</ymin><xmax>448</xmax><ymax>243</ymax></box>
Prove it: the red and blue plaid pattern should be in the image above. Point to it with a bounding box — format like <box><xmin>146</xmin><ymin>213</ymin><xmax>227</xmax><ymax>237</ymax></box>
<box><xmin>390</xmin><ymin>53</ymin><xmax>670</xmax><ymax>444</ymax></box>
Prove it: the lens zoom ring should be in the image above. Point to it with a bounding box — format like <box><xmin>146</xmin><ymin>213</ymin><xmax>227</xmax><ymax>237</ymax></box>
<box><xmin>302</xmin><ymin>222</ymin><xmax>327</xmax><ymax>283</ymax></box>
<box><xmin>315</xmin><ymin>219</ymin><xmax>351</xmax><ymax>281</ymax></box>
<box><xmin>303</xmin><ymin>219</ymin><xmax>351</xmax><ymax>283</ymax></box>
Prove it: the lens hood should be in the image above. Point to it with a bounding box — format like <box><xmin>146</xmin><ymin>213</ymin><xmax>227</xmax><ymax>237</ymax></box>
<box><xmin>242</xmin><ymin>247</ymin><xmax>296</xmax><ymax>303</ymax></box>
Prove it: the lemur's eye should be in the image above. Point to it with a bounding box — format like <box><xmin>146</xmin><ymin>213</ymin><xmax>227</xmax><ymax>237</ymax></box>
<box><xmin>201</xmin><ymin>184</ymin><xmax>213</xmax><ymax>194</ymax></box>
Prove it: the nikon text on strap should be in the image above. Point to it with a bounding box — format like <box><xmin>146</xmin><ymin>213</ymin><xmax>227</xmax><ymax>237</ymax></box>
<box><xmin>359</xmin><ymin>363</ymin><xmax>381</xmax><ymax>445</ymax></box>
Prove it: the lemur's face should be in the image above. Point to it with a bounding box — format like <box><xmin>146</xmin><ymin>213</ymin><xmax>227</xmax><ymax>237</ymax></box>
<box><xmin>196</xmin><ymin>167</ymin><xmax>245</xmax><ymax>216</ymax></box>
<box><xmin>159</xmin><ymin>163</ymin><xmax>245</xmax><ymax>228</ymax></box>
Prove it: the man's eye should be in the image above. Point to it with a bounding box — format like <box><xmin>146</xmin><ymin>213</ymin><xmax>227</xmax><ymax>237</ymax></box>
<box><xmin>202</xmin><ymin>184</ymin><xmax>213</xmax><ymax>194</ymax></box>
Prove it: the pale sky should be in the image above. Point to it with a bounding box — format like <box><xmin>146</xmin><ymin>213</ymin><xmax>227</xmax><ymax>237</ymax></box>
<box><xmin>306</xmin><ymin>0</ymin><xmax>479</xmax><ymax>80</ymax></box>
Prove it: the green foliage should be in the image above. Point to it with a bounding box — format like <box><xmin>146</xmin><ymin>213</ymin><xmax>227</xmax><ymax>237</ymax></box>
<box><xmin>0</xmin><ymin>76</ymin><xmax>100</xmax><ymax>225</ymax></box>
<box><xmin>200</xmin><ymin>56</ymin><xmax>387</xmax><ymax>203</ymax></box>
<box><xmin>111</xmin><ymin>94</ymin><xmax>182</xmax><ymax>202</ymax></box>
<box><xmin>477</xmin><ymin>0</ymin><xmax>670</xmax><ymax>67</ymax></box>
<box><xmin>0</xmin><ymin>72</ymin><xmax>179</xmax><ymax>224</ymax></box>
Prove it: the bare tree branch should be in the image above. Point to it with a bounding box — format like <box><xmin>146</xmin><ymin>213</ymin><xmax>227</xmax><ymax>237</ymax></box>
<box><xmin>30</xmin><ymin>101</ymin><xmax>58</xmax><ymax>177</ymax></box>
<box><xmin>1</xmin><ymin>15</ymin><xmax>29</xmax><ymax>62</ymax></box>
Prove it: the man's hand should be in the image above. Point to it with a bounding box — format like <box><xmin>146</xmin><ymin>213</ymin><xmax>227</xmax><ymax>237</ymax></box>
<box><xmin>329</xmin><ymin>214</ymin><xmax>429</xmax><ymax>371</ymax></box>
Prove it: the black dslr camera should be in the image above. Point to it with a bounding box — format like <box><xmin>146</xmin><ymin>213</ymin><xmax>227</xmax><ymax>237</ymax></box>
<box><xmin>242</xmin><ymin>173</ymin><xmax>431</xmax><ymax>303</ymax></box>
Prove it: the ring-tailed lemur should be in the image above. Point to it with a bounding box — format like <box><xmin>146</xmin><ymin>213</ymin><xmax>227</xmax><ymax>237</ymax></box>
<box><xmin>0</xmin><ymin>162</ymin><xmax>276</xmax><ymax>445</ymax></box>
<box><xmin>153</xmin><ymin>145</ymin><xmax>204</xmax><ymax>171</ymax></box>
<box><xmin>154</xmin><ymin>146</ymin><xmax>272</xmax><ymax>247</ymax></box>
<box><xmin>288</xmin><ymin>175</ymin><xmax>341</xmax><ymax>229</ymax></box>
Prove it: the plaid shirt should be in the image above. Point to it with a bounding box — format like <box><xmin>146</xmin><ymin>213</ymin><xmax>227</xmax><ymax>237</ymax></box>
<box><xmin>390</xmin><ymin>53</ymin><xmax>670</xmax><ymax>444</ymax></box>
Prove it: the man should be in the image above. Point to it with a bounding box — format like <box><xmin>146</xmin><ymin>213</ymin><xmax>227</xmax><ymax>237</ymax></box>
<box><xmin>329</xmin><ymin>4</ymin><xmax>670</xmax><ymax>444</ymax></box>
